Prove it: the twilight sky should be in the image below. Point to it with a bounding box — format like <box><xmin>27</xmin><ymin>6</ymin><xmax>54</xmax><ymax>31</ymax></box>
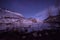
<box><xmin>0</xmin><ymin>0</ymin><xmax>57</xmax><ymax>19</ymax></box>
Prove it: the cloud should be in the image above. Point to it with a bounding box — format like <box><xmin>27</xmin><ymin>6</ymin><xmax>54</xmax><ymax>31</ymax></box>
<box><xmin>34</xmin><ymin>6</ymin><xmax>59</xmax><ymax>20</ymax></box>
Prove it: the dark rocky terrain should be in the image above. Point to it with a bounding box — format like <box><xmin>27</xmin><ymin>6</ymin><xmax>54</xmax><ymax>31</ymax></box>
<box><xmin>0</xmin><ymin>27</ymin><xmax>60</xmax><ymax>40</ymax></box>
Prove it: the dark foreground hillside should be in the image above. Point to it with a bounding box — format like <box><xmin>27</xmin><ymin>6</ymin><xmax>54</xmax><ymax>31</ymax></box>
<box><xmin>0</xmin><ymin>27</ymin><xmax>60</xmax><ymax>40</ymax></box>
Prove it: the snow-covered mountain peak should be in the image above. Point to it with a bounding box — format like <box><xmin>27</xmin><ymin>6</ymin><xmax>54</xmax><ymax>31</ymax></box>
<box><xmin>0</xmin><ymin>8</ymin><xmax>50</xmax><ymax>32</ymax></box>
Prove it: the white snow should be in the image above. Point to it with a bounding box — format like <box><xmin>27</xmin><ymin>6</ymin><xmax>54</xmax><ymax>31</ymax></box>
<box><xmin>5</xmin><ymin>10</ymin><xmax>24</xmax><ymax>17</ymax></box>
<box><xmin>22</xmin><ymin>19</ymin><xmax>33</xmax><ymax>27</ymax></box>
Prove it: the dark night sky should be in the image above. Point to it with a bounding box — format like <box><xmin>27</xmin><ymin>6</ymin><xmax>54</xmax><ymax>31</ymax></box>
<box><xmin>0</xmin><ymin>0</ymin><xmax>56</xmax><ymax>20</ymax></box>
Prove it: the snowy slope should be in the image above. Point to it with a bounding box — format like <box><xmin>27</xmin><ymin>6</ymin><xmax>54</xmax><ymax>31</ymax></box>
<box><xmin>0</xmin><ymin>8</ymin><xmax>24</xmax><ymax>30</ymax></box>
